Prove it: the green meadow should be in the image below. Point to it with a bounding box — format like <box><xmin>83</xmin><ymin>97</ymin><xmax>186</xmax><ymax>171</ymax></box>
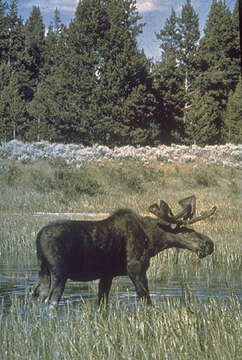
<box><xmin>0</xmin><ymin>159</ymin><xmax>241</xmax><ymax>359</ymax></box>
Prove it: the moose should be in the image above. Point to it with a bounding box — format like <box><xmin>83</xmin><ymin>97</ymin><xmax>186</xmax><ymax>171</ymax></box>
<box><xmin>32</xmin><ymin>195</ymin><xmax>216</xmax><ymax>307</ymax></box>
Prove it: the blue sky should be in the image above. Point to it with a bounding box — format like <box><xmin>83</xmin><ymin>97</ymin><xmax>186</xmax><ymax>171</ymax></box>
<box><xmin>14</xmin><ymin>0</ymin><xmax>237</xmax><ymax>60</ymax></box>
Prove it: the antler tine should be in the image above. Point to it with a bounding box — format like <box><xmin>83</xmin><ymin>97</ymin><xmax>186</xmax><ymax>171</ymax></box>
<box><xmin>175</xmin><ymin>195</ymin><xmax>196</xmax><ymax>221</ymax></box>
<box><xmin>149</xmin><ymin>201</ymin><xmax>182</xmax><ymax>226</ymax></box>
<box><xmin>183</xmin><ymin>206</ymin><xmax>217</xmax><ymax>225</ymax></box>
<box><xmin>148</xmin><ymin>203</ymin><xmax>172</xmax><ymax>226</ymax></box>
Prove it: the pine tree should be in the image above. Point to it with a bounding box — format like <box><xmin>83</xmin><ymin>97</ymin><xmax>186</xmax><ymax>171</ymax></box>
<box><xmin>0</xmin><ymin>0</ymin><xmax>8</xmax><ymax>64</ymax></box>
<box><xmin>230</xmin><ymin>0</ymin><xmax>241</xmax><ymax>83</ymax></box>
<box><xmin>223</xmin><ymin>80</ymin><xmax>242</xmax><ymax>144</ymax></box>
<box><xmin>185</xmin><ymin>0</ymin><xmax>240</xmax><ymax>144</ymax></box>
<box><xmin>0</xmin><ymin>61</ymin><xmax>10</xmax><ymax>140</ymax></box>
<box><xmin>27</xmin><ymin>79</ymin><xmax>55</xmax><ymax>141</ymax></box>
<box><xmin>0</xmin><ymin>73</ymin><xmax>26</xmax><ymax>141</ymax></box>
<box><xmin>41</xmin><ymin>8</ymin><xmax>67</xmax><ymax>78</ymax></box>
<box><xmin>25</xmin><ymin>6</ymin><xmax>45</xmax><ymax>89</ymax></box>
<box><xmin>0</xmin><ymin>0</ymin><xmax>9</xmax><ymax>139</ymax></box>
<box><xmin>90</xmin><ymin>0</ymin><xmax>157</xmax><ymax>145</ymax></box>
<box><xmin>154</xmin><ymin>8</ymin><xmax>184</xmax><ymax>143</ymax></box>
<box><xmin>7</xmin><ymin>0</ymin><xmax>23</xmax><ymax>67</ymax></box>
<box><xmin>40</xmin><ymin>0</ymin><xmax>158</xmax><ymax>145</ymax></box>
<box><xmin>6</xmin><ymin>0</ymin><xmax>33</xmax><ymax>101</ymax></box>
<box><xmin>177</xmin><ymin>0</ymin><xmax>200</xmax><ymax>74</ymax></box>
<box><xmin>185</xmin><ymin>91</ymin><xmax>222</xmax><ymax>145</ymax></box>
<box><xmin>177</xmin><ymin>0</ymin><xmax>200</xmax><ymax>124</ymax></box>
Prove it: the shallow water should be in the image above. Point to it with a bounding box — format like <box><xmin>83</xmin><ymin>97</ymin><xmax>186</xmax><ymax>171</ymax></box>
<box><xmin>0</xmin><ymin>256</ymin><xmax>241</xmax><ymax>314</ymax></box>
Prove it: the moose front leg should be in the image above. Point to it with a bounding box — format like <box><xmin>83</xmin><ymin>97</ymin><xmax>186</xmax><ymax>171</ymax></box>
<box><xmin>127</xmin><ymin>260</ymin><xmax>152</xmax><ymax>305</ymax></box>
<box><xmin>98</xmin><ymin>277</ymin><xmax>113</xmax><ymax>306</ymax></box>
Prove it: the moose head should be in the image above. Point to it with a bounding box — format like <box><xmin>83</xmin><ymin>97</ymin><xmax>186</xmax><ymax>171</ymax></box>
<box><xmin>148</xmin><ymin>195</ymin><xmax>217</xmax><ymax>261</ymax></box>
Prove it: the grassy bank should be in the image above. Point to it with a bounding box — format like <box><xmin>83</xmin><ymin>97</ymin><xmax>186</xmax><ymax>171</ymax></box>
<box><xmin>0</xmin><ymin>157</ymin><xmax>241</xmax><ymax>213</ymax></box>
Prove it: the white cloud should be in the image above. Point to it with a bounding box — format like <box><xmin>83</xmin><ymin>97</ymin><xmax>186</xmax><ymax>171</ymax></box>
<box><xmin>23</xmin><ymin>0</ymin><xmax>78</xmax><ymax>13</ymax></box>
<box><xmin>23</xmin><ymin>0</ymin><xmax>171</xmax><ymax>15</ymax></box>
<box><xmin>136</xmin><ymin>0</ymin><xmax>170</xmax><ymax>13</ymax></box>
<box><xmin>136</xmin><ymin>1</ymin><xmax>157</xmax><ymax>12</ymax></box>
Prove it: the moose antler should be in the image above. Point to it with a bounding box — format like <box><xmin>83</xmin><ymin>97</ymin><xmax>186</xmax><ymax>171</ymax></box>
<box><xmin>176</xmin><ymin>195</ymin><xmax>196</xmax><ymax>221</ymax></box>
<box><xmin>149</xmin><ymin>201</ymin><xmax>183</xmax><ymax>226</ymax></box>
<box><xmin>182</xmin><ymin>206</ymin><xmax>217</xmax><ymax>225</ymax></box>
<box><xmin>148</xmin><ymin>195</ymin><xmax>216</xmax><ymax>265</ymax></box>
<box><xmin>149</xmin><ymin>195</ymin><xmax>216</xmax><ymax>227</ymax></box>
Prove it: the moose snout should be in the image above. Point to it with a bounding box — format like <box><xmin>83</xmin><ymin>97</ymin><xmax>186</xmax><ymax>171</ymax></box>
<box><xmin>198</xmin><ymin>238</ymin><xmax>214</xmax><ymax>258</ymax></box>
<box><xmin>204</xmin><ymin>239</ymin><xmax>214</xmax><ymax>255</ymax></box>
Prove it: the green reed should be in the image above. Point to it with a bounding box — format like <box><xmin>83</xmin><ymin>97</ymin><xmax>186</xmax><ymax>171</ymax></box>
<box><xmin>1</xmin><ymin>294</ymin><xmax>241</xmax><ymax>360</ymax></box>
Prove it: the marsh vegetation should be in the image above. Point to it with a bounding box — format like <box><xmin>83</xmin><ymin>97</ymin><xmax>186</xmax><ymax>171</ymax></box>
<box><xmin>0</xmin><ymin>158</ymin><xmax>241</xmax><ymax>359</ymax></box>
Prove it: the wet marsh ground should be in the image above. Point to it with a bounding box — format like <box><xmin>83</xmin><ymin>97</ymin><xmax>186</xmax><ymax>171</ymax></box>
<box><xmin>0</xmin><ymin>159</ymin><xmax>241</xmax><ymax>359</ymax></box>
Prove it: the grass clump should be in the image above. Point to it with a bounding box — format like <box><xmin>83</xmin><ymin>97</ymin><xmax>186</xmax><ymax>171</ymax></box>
<box><xmin>55</xmin><ymin>167</ymin><xmax>103</xmax><ymax>199</ymax></box>
<box><xmin>192</xmin><ymin>167</ymin><xmax>218</xmax><ymax>187</ymax></box>
<box><xmin>105</xmin><ymin>165</ymin><xmax>144</xmax><ymax>194</ymax></box>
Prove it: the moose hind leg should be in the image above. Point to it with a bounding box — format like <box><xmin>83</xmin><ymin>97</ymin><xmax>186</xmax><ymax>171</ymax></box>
<box><xmin>32</xmin><ymin>263</ymin><xmax>51</xmax><ymax>302</ymax></box>
<box><xmin>127</xmin><ymin>261</ymin><xmax>152</xmax><ymax>305</ymax></box>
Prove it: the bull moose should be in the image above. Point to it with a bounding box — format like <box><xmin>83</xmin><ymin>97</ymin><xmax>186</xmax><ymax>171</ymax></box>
<box><xmin>32</xmin><ymin>196</ymin><xmax>216</xmax><ymax>307</ymax></box>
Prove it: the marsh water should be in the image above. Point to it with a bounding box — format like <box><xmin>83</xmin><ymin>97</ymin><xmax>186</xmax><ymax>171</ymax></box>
<box><xmin>1</xmin><ymin>254</ymin><xmax>241</xmax><ymax>314</ymax></box>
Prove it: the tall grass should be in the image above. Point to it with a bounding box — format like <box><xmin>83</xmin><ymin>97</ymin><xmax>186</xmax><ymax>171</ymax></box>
<box><xmin>1</xmin><ymin>295</ymin><xmax>241</xmax><ymax>360</ymax></box>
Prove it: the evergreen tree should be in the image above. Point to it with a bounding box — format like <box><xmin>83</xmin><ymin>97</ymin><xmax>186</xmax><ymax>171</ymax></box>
<box><xmin>90</xmin><ymin>0</ymin><xmax>157</xmax><ymax>145</ymax></box>
<box><xmin>185</xmin><ymin>91</ymin><xmax>222</xmax><ymax>145</ymax></box>
<box><xmin>154</xmin><ymin>2</ymin><xmax>200</xmax><ymax>143</ymax></box>
<box><xmin>177</xmin><ymin>0</ymin><xmax>200</xmax><ymax>124</ymax></box>
<box><xmin>28</xmin><ymin>62</ymin><xmax>78</xmax><ymax>142</ymax></box>
<box><xmin>0</xmin><ymin>0</ymin><xmax>8</xmax><ymax>64</ymax></box>
<box><xmin>223</xmin><ymin>80</ymin><xmax>242</xmax><ymax>144</ymax></box>
<box><xmin>39</xmin><ymin>0</ymin><xmax>158</xmax><ymax>145</ymax></box>
<box><xmin>6</xmin><ymin>0</ymin><xmax>33</xmax><ymax>101</ymax></box>
<box><xmin>177</xmin><ymin>0</ymin><xmax>200</xmax><ymax>74</ymax></box>
<box><xmin>154</xmin><ymin>8</ymin><xmax>184</xmax><ymax>142</ymax></box>
<box><xmin>7</xmin><ymin>0</ymin><xmax>23</xmax><ymax>67</ymax></box>
<box><xmin>41</xmin><ymin>8</ymin><xmax>67</xmax><ymax>78</ymax></box>
<box><xmin>0</xmin><ymin>73</ymin><xmax>26</xmax><ymax>141</ymax></box>
<box><xmin>185</xmin><ymin>0</ymin><xmax>240</xmax><ymax>144</ymax></box>
<box><xmin>27</xmin><ymin>79</ymin><xmax>56</xmax><ymax>141</ymax></box>
<box><xmin>230</xmin><ymin>0</ymin><xmax>241</xmax><ymax>82</ymax></box>
<box><xmin>0</xmin><ymin>61</ymin><xmax>10</xmax><ymax>139</ymax></box>
<box><xmin>25</xmin><ymin>6</ymin><xmax>45</xmax><ymax>89</ymax></box>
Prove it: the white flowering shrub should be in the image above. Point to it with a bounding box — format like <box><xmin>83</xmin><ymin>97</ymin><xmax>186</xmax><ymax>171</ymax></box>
<box><xmin>0</xmin><ymin>140</ymin><xmax>241</xmax><ymax>169</ymax></box>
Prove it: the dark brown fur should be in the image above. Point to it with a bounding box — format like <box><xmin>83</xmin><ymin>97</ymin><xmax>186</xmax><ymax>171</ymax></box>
<box><xmin>32</xmin><ymin>209</ymin><xmax>214</xmax><ymax>306</ymax></box>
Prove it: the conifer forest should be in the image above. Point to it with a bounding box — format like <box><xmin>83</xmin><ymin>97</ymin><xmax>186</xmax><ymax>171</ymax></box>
<box><xmin>0</xmin><ymin>0</ymin><xmax>241</xmax><ymax>146</ymax></box>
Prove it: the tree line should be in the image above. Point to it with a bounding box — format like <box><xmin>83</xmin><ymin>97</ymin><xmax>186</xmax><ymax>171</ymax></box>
<box><xmin>0</xmin><ymin>0</ymin><xmax>241</xmax><ymax>146</ymax></box>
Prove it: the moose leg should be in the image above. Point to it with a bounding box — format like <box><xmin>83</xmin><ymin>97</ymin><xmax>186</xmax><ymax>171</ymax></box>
<box><xmin>45</xmin><ymin>272</ymin><xmax>67</xmax><ymax>306</ymax></box>
<box><xmin>32</xmin><ymin>263</ymin><xmax>51</xmax><ymax>302</ymax></box>
<box><xmin>98</xmin><ymin>277</ymin><xmax>113</xmax><ymax>306</ymax></box>
<box><xmin>127</xmin><ymin>260</ymin><xmax>152</xmax><ymax>305</ymax></box>
<box><xmin>175</xmin><ymin>248</ymin><xmax>180</xmax><ymax>264</ymax></box>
